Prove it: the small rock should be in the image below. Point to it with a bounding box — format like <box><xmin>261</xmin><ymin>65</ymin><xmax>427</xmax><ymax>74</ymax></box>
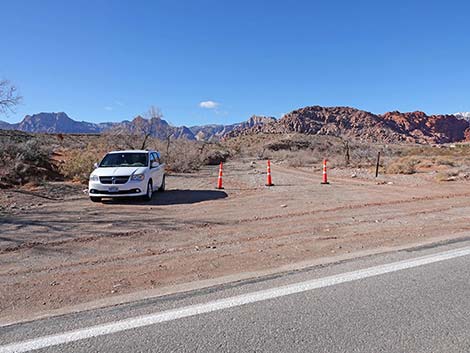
<box><xmin>280</xmin><ymin>204</ymin><xmax>287</xmax><ymax>208</ymax></box>
<box><xmin>351</xmin><ymin>173</ymin><xmax>357</xmax><ymax>178</ymax></box>
<box><xmin>50</xmin><ymin>281</ymin><xmax>59</xmax><ymax>286</ymax></box>
<box><xmin>387</xmin><ymin>181</ymin><xmax>393</xmax><ymax>185</ymax></box>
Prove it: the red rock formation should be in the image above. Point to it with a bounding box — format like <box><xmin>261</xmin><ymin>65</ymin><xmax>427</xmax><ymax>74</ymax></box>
<box><xmin>381</xmin><ymin>111</ymin><xmax>470</xmax><ymax>143</ymax></box>
<box><xmin>227</xmin><ymin>106</ymin><xmax>470</xmax><ymax>144</ymax></box>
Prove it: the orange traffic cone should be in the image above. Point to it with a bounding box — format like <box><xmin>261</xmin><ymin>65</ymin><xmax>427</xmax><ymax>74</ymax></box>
<box><xmin>321</xmin><ymin>159</ymin><xmax>329</xmax><ymax>184</ymax></box>
<box><xmin>216</xmin><ymin>162</ymin><xmax>224</xmax><ymax>189</ymax></box>
<box><xmin>266</xmin><ymin>160</ymin><xmax>274</xmax><ymax>186</ymax></box>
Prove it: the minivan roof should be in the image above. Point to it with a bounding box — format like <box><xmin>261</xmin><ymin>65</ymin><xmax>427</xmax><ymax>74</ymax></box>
<box><xmin>108</xmin><ymin>150</ymin><xmax>156</xmax><ymax>154</ymax></box>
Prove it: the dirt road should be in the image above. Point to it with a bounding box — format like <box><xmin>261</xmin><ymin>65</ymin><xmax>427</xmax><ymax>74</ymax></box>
<box><xmin>2</xmin><ymin>160</ymin><xmax>470</xmax><ymax>323</ymax></box>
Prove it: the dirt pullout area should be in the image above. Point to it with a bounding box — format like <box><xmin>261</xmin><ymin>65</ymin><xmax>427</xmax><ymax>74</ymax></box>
<box><xmin>2</xmin><ymin>160</ymin><xmax>470</xmax><ymax>322</ymax></box>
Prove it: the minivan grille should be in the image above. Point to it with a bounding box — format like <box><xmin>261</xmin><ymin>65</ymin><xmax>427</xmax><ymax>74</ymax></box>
<box><xmin>99</xmin><ymin>176</ymin><xmax>130</xmax><ymax>184</ymax></box>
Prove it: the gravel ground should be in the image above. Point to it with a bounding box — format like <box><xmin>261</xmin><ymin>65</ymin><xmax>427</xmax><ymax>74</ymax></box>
<box><xmin>1</xmin><ymin>160</ymin><xmax>470</xmax><ymax>323</ymax></box>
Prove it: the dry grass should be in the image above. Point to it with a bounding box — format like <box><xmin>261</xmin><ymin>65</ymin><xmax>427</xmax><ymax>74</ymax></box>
<box><xmin>385</xmin><ymin>156</ymin><xmax>419</xmax><ymax>174</ymax></box>
<box><xmin>224</xmin><ymin>133</ymin><xmax>391</xmax><ymax>170</ymax></box>
<box><xmin>384</xmin><ymin>143</ymin><xmax>470</xmax><ymax>178</ymax></box>
<box><xmin>434</xmin><ymin>171</ymin><xmax>459</xmax><ymax>182</ymax></box>
<box><xmin>58</xmin><ymin>148</ymin><xmax>102</xmax><ymax>183</ymax></box>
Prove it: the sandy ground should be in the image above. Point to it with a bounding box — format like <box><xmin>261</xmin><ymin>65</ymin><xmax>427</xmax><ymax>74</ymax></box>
<box><xmin>2</xmin><ymin>160</ymin><xmax>470</xmax><ymax>323</ymax></box>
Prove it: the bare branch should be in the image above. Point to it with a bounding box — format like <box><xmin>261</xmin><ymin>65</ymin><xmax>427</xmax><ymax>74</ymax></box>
<box><xmin>140</xmin><ymin>133</ymin><xmax>151</xmax><ymax>150</ymax></box>
<box><xmin>0</xmin><ymin>80</ymin><xmax>22</xmax><ymax>116</ymax></box>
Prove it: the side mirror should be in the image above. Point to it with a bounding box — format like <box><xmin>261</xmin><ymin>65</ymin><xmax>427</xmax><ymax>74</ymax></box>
<box><xmin>151</xmin><ymin>161</ymin><xmax>159</xmax><ymax>168</ymax></box>
<box><xmin>93</xmin><ymin>162</ymin><xmax>99</xmax><ymax>169</ymax></box>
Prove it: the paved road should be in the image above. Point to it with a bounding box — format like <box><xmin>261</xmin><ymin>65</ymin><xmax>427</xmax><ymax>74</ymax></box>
<box><xmin>2</xmin><ymin>240</ymin><xmax>470</xmax><ymax>353</ymax></box>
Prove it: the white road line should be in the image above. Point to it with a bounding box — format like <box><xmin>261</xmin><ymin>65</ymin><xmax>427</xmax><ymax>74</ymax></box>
<box><xmin>2</xmin><ymin>246</ymin><xmax>470</xmax><ymax>353</ymax></box>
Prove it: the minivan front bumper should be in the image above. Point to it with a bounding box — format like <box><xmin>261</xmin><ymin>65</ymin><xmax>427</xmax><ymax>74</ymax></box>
<box><xmin>88</xmin><ymin>180</ymin><xmax>147</xmax><ymax>198</ymax></box>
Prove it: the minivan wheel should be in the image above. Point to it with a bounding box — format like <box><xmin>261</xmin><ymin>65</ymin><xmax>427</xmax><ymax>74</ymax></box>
<box><xmin>90</xmin><ymin>196</ymin><xmax>102</xmax><ymax>203</ymax></box>
<box><xmin>143</xmin><ymin>181</ymin><xmax>153</xmax><ymax>201</ymax></box>
<box><xmin>158</xmin><ymin>175</ymin><xmax>165</xmax><ymax>192</ymax></box>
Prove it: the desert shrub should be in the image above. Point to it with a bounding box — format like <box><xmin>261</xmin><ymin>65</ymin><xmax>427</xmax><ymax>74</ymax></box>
<box><xmin>58</xmin><ymin>148</ymin><xmax>103</xmax><ymax>183</ymax></box>
<box><xmin>202</xmin><ymin>150</ymin><xmax>230</xmax><ymax>165</ymax></box>
<box><xmin>434</xmin><ymin>156</ymin><xmax>455</xmax><ymax>167</ymax></box>
<box><xmin>265</xmin><ymin>139</ymin><xmax>311</xmax><ymax>151</ymax></box>
<box><xmin>434</xmin><ymin>170</ymin><xmax>459</xmax><ymax>182</ymax></box>
<box><xmin>385</xmin><ymin>156</ymin><xmax>420</xmax><ymax>174</ymax></box>
<box><xmin>0</xmin><ymin>138</ymin><xmax>58</xmax><ymax>186</ymax></box>
<box><xmin>145</xmin><ymin>138</ymin><xmax>231</xmax><ymax>172</ymax></box>
<box><xmin>143</xmin><ymin>138</ymin><xmax>202</xmax><ymax>173</ymax></box>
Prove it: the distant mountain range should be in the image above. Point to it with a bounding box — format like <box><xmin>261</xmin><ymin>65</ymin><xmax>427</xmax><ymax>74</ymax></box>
<box><xmin>0</xmin><ymin>112</ymin><xmax>117</xmax><ymax>134</ymax></box>
<box><xmin>1</xmin><ymin>107</ymin><xmax>470</xmax><ymax>144</ymax></box>
<box><xmin>0</xmin><ymin>112</ymin><xmax>276</xmax><ymax>141</ymax></box>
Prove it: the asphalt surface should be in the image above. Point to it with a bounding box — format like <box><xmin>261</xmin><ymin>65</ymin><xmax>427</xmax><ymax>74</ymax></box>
<box><xmin>2</xmin><ymin>239</ymin><xmax>470</xmax><ymax>353</ymax></box>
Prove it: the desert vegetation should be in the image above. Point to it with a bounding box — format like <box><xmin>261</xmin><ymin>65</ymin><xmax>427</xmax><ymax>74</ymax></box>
<box><xmin>0</xmin><ymin>79</ymin><xmax>22</xmax><ymax>116</ymax></box>
<box><xmin>2</xmin><ymin>128</ymin><xmax>470</xmax><ymax>189</ymax></box>
<box><xmin>0</xmin><ymin>130</ymin><xmax>232</xmax><ymax>187</ymax></box>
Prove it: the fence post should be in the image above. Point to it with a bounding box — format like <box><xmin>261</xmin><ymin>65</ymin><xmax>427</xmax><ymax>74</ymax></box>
<box><xmin>375</xmin><ymin>151</ymin><xmax>381</xmax><ymax>178</ymax></box>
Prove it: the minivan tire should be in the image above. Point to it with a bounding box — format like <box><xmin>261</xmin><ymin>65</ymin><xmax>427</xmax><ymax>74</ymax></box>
<box><xmin>158</xmin><ymin>175</ymin><xmax>166</xmax><ymax>192</ymax></box>
<box><xmin>143</xmin><ymin>181</ymin><xmax>153</xmax><ymax>201</ymax></box>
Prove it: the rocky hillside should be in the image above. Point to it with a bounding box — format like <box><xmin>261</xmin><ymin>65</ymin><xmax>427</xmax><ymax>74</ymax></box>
<box><xmin>109</xmin><ymin>116</ymin><xmax>195</xmax><ymax>140</ymax></box>
<box><xmin>381</xmin><ymin>111</ymin><xmax>470</xmax><ymax>143</ymax></box>
<box><xmin>227</xmin><ymin>106</ymin><xmax>470</xmax><ymax>144</ymax></box>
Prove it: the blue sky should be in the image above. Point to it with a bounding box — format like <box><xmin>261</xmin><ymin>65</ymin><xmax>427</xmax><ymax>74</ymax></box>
<box><xmin>2</xmin><ymin>0</ymin><xmax>470</xmax><ymax>125</ymax></box>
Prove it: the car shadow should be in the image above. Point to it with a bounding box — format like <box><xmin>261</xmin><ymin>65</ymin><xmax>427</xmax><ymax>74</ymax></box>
<box><xmin>102</xmin><ymin>189</ymin><xmax>228</xmax><ymax>206</ymax></box>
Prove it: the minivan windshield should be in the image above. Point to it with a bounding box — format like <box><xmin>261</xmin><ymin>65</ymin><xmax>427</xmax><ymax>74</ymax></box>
<box><xmin>99</xmin><ymin>153</ymin><xmax>148</xmax><ymax>167</ymax></box>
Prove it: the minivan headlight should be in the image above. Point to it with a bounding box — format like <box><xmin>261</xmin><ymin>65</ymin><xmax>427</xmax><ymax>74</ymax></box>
<box><xmin>89</xmin><ymin>174</ymin><xmax>99</xmax><ymax>181</ymax></box>
<box><xmin>131</xmin><ymin>174</ymin><xmax>145</xmax><ymax>181</ymax></box>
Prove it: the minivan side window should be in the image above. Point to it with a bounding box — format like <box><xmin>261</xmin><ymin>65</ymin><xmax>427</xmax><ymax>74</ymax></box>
<box><xmin>150</xmin><ymin>153</ymin><xmax>159</xmax><ymax>166</ymax></box>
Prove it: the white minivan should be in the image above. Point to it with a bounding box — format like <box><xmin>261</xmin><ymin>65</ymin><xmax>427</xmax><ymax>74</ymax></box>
<box><xmin>88</xmin><ymin>150</ymin><xmax>165</xmax><ymax>202</ymax></box>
